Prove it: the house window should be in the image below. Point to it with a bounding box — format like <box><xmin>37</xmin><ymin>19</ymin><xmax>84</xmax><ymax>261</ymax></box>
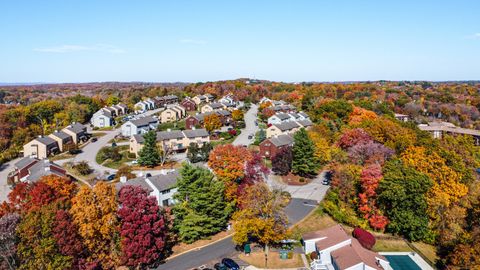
<box><xmin>161</xmin><ymin>189</ymin><xmax>170</xmax><ymax>195</ymax></box>
<box><xmin>162</xmin><ymin>199</ymin><xmax>169</xmax><ymax>207</ymax></box>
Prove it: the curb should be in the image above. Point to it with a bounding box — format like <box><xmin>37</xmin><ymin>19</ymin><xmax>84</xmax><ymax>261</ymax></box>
<box><xmin>165</xmin><ymin>233</ymin><xmax>235</xmax><ymax>261</ymax></box>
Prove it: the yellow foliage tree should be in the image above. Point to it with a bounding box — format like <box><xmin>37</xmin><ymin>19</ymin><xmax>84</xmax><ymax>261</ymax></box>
<box><xmin>204</xmin><ymin>113</ymin><xmax>222</xmax><ymax>133</ymax></box>
<box><xmin>401</xmin><ymin>146</ymin><xmax>468</xmax><ymax>225</ymax></box>
<box><xmin>232</xmin><ymin>109</ymin><xmax>244</xmax><ymax>122</ymax></box>
<box><xmin>70</xmin><ymin>182</ymin><xmax>119</xmax><ymax>268</ymax></box>
<box><xmin>348</xmin><ymin>106</ymin><xmax>378</xmax><ymax>126</ymax></box>
<box><xmin>233</xmin><ymin>183</ymin><xmax>288</xmax><ymax>258</ymax></box>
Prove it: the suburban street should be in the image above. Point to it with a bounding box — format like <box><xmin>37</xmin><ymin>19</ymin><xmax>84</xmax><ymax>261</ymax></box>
<box><xmin>232</xmin><ymin>104</ymin><xmax>258</xmax><ymax>146</ymax></box>
<box><xmin>0</xmin><ymin>157</ymin><xmax>20</xmax><ymax>202</ymax></box>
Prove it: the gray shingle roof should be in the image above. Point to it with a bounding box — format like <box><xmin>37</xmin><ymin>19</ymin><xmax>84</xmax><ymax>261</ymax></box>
<box><xmin>268</xmin><ymin>134</ymin><xmax>294</xmax><ymax>147</ymax></box>
<box><xmin>208</xmin><ymin>102</ymin><xmax>224</xmax><ymax>109</ymax></box>
<box><xmin>35</xmin><ymin>136</ymin><xmax>57</xmax><ymax>146</ymax></box>
<box><xmin>156</xmin><ymin>130</ymin><xmax>185</xmax><ymax>141</ymax></box>
<box><xmin>65</xmin><ymin>123</ymin><xmax>87</xmax><ymax>134</ymax></box>
<box><xmin>216</xmin><ymin>110</ymin><xmax>231</xmax><ymax>116</ymax></box>
<box><xmin>132</xmin><ymin>134</ymin><xmax>145</xmax><ymax>144</ymax></box>
<box><xmin>297</xmin><ymin>119</ymin><xmax>313</xmax><ymax>127</ymax></box>
<box><xmin>14</xmin><ymin>157</ymin><xmax>37</xmax><ymax>169</ymax></box>
<box><xmin>274</xmin><ymin>121</ymin><xmax>300</xmax><ymax>131</ymax></box>
<box><xmin>183</xmin><ymin>129</ymin><xmax>208</xmax><ymax>138</ymax></box>
<box><xmin>115</xmin><ymin>178</ymin><xmax>154</xmax><ymax>193</ymax></box>
<box><xmin>50</xmin><ymin>131</ymin><xmax>72</xmax><ymax>140</ymax></box>
<box><xmin>25</xmin><ymin>160</ymin><xmax>65</xmax><ymax>182</ymax></box>
<box><xmin>275</xmin><ymin>113</ymin><xmax>291</xmax><ymax>120</ymax></box>
<box><xmin>130</xmin><ymin>116</ymin><xmax>158</xmax><ymax>127</ymax></box>
<box><xmin>148</xmin><ymin>170</ymin><xmax>179</xmax><ymax>191</ymax></box>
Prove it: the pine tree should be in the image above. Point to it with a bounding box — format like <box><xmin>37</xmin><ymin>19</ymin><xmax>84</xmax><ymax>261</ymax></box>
<box><xmin>173</xmin><ymin>164</ymin><xmax>232</xmax><ymax>243</ymax></box>
<box><xmin>138</xmin><ymin>131</ymin><xmax>160</xmax><ymax>168</ymax></box>
<box><xmin>292</xmin><ymin>128</ymin><xmax>319</xmax><ymax>177</ymax></box>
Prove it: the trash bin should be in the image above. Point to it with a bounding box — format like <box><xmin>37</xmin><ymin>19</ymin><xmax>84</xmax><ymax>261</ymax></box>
<box><xmin>279</xmin><ymin>250</ymin><xmax>288</xmax><ymax>260</ymax></box>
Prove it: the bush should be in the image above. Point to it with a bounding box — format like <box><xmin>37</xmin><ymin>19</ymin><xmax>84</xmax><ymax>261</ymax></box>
<box><xmin>287</xmin><ymin>251</ymin><xmax>293</xmax><ymax>259</ymax></box>
<box><xmin>228</xmin><ymin>129</ymin><xmax>237</xmax><ymax>136</ymax></box>
<box><xmin>309</xmin><ymin>251</ymin><xmax>318</xmax><ymax>260</ymax></box>
<box><xmin>73</xmin><ymin>161</ymin><xmax>92</xmax><ymax>175</ymax></box>
<box><xmin>98</xmin><ymin>147</ymin><xmax>122</xmax><ymax>162</ymax></box>
<box><xmin>127</xmin><ymin>152</ymin><xmax>137</xmax><ymax>159</ymax></box>
<box><xmin>352</xmin><ymin>227</ymin><xmax>376</xmax><ymax>250</ymax></box>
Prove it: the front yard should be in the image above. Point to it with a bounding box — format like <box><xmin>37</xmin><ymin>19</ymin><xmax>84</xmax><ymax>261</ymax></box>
<box><xmin>239</xmin><ymin>251</ymin><xmax>304</xmax><ymax>269</ymax></box>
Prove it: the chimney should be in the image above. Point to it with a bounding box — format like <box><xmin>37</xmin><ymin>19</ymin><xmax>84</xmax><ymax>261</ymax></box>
<box><xmin>192</xmin><ymin>126</ymin><xmax>196</xmax><ymax>130</ymax></box>
<box><xmin>38</xmin><ymin>135</ymin><xmax>42</xmax><ymax>138</ymax></box>
<box><xmin>120</xmin><ymin>176</ymin><xmax>127</xmax><ymax>183</ymax></box>
<box><xmin>167</xmin><ymin>128</ymin><xmax>171</xmax><ymax>132</ymax></box>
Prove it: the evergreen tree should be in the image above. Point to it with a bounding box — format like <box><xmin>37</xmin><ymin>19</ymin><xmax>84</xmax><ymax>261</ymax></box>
<box><xmin>173</xmin><ymin>164</ymin><xmax>232</xmax><ymax>243</ymax></box>
<box><xmin>187</xmin><ymin>143</ymin><xmax>212</xmax><ymax>163</ymax></box>
<box><xmin>292</xmin><ymin>128</ymin><xmax>319</xmax><ymax>177</ymax></box>
<box><xmin>138</xmin><ymin>131</ymin><xmax>160</xmax><ymax>168</ymax></box>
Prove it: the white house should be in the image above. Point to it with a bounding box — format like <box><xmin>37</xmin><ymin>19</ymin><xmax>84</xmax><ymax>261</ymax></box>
<box><xmin>267</xmin><ymin>113</ymin><xmax>292</xmax><ymax>125</ymax></box>
<box><xmin>134</xmin><ymin>101</ymin><xmax>150</xmax><ymax>113</ymax></box>
<box><xmin>121</xmin><ymin>116</ymin><xmax>159</xmax><ymax>137</ymax></box>
<box><xmin>144</xmin><ymin>99</ymin><xmax>156</xmax><ymax>110</ymax></box>
<box><xmin>259</xmin><ymin>97</ymin><xmax>272</xmax><ymax>104</ymax></box>
<box><xmin>303</xmin><ymin>225</ymin><xmax>391</xmax><ymax>270</ymax></box>
<box><xmin>218</xmin><ymin>94</ymin><xmax>237</xmax><ymax>107</ymax></box>
<box><xmin>115</xmin><ymin>170</ymin><xmax>179</xmax><ymax>207</ymax></box>
<box><xmin>91</xmin><ymin>109</ymin><xmax>114</xmax><ymax>128</ymax></box>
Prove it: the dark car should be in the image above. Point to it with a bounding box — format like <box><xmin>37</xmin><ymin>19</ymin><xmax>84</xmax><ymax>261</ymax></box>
<box><xmin>106</xmin><ymin>174</ymin><xmax>116</xmax><ymax>181</ymax></box>
<box><xmin>91</xmin><ymin>137</ymin><xmax>98</xmax><ymax>142</ymax></box>
<box><xmin>213</xmin><ymin>263</ymin><xmax>227</xmax><ymax>270</ymax></box>
<box><xmin>221</xmin><ymin>258</ymin><xmax>239</xmax><ymax>270</ymax></box>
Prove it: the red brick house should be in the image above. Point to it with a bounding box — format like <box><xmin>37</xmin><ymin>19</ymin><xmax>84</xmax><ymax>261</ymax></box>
<box><xmin>7</xmin><ymin>157</ymin><xmax>67</xmax><ymax>184</ymax></box>
<box><xmin>185</xmin><ymin>110</ymin><xmax>232</xmax><ymax>130</ymax></box>
<box><xmin>259</xmin><ymin>134</ymin><xmax>294</xmax><ymax>159</ymax></box>
<box><xmin>181</xmin><ymin>98</ymin><xmax>197</xmax><ymax>111</ymax></box>
<box><xmin>185</xmin><ymin>115</ymin><xmax>201</xmax><ymax>129</ymax></box>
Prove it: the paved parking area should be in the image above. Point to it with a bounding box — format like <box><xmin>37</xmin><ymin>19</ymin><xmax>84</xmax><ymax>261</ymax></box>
<box><xmin>267</xmin><ymin>171</ymin><xmax>330</xmax><ymax>203</ymax></box>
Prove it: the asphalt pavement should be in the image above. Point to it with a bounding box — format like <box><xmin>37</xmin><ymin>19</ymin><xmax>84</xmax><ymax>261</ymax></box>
<box><xmin>232</xmin><ymin>104</ymin><xmax>258</xmax><ymax>146</ymax></box>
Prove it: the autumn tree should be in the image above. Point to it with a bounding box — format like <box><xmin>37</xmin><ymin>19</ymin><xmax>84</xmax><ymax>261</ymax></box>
<box><xmin>70</xmin><ymin>182</ymin><xmax>119</xmax><ymax>268</ymax></box>
<box><xmin>292</xmin><ymin>128</ymin><xmax>318</xmax><ymax>177</ymax></box>
<box><xmin>173</xmin><ymin>164</ymin><xmax>232</xmax><ymax>243</ymax></box>
<box><xmin>138</xmin><ymin>131</ymin><xmax>161</xmax><ymax>168</ymax></box>
<box><xmin>348</xmin><ymin>106</ymin><xmax>378</xmax><ymax>126</ymax></box>
<box><xmin>0</xmin><ymin>213</ymin><xmax>20</xmax><ymax>270</ymax></box>
<box><xmin>204</xmin><ymin>113</ymin><xmax>222</xmax><ymax>133</ymax></box>
<box><xmin>378</xmin><ymin>159</ymin><xmax>432</xmax><ymax>241</ymax></box>
<box><xmin>208</xmin><ymin>144</ymin><xmax>252</xmax><ymax>201</ymax></box>
<box><xmin>52</xmin><ymin>210</ymin><xmax>85</xmax><ymax>268</ymax></box>
<box><xmin>271</xmin><ymin>147</ymin><xmax>292</xmax><ymax>175</ymax></box>
<box><xmin>232</xmin><ymin>109</ymin><xmax>244</xmax><ymax>122</ymax></box>
<box><xmin>233</xmin><ymin>183</ymin><xmax>288</xmax><ymax>259</ymax></box>
<box><xmin>17</xmin><ymin>203</ymin><xmax>72</xmax><ymax>270</ymax></box>
<box><xmin>115</xmin><ymin>165</ymin><xmax>136</xmax><ymax>180</ymax></box>
<box><xmin>358</xmin><ymin>164</ymin><xmax>388</xmax><ymax>230</ymax></box>
<box><xmin>106</xmin><ymin>95</ymin><xmax>120</xmax><ymax>106</ymax></box>
<box><xmin>118</xmin><ymin>185</ymin><xmax>168</xmax><ymax>268</ymax></box>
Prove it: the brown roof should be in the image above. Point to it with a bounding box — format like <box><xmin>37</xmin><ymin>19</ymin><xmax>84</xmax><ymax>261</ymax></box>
<box><xmin>302</xmin><ymin>224</ymin><xmax>350</xmax><ymax>250</ymax></box>
<box><xmin>331</xmin><ymin>238</ymin><xmax>387</xmax><ymax>270</ymax></box>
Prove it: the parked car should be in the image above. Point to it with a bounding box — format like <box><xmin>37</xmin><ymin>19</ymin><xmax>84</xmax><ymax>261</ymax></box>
<box><xmin>221</xmin><ymin>258</ymin><xmax>239</xmax><ymax>270</ymax></box>
<box><xmin>131</xmin><ymin>160</ymin><xmax>138</xmax><ymax>164</ymax></box>
<box><xmin>91</xmin><ymin>137</ymin><xmax>98</xmax><ymax>142</ymax></box>
<box><xmin>213</xmin><ymin>263</ymin><xmax>227</xmax><ymax>270</ymax></box>
<box><xmin>248</xmin><ymin>135</ymin><xmax>253</xmax><ymax>139</ymax></box>
<box><xmin>106</xmin><ymin>174</ymin><xmax>116</xmax><ymax>181</ymax></box>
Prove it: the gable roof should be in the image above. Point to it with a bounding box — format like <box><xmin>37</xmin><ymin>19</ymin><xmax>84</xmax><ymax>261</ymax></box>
<box><xmin>35</xmin><ymin>136</ymin><xmax>57</xmax><ymax>146</ymax></box>
<box><xmin>331</xmin><ymin>238</ymin><xmax>387</xmax><ymax>270</ymax></box>
<box><xmin>147</xmin><ymin>170</ymin><xmax>180</xmax><ymax>191</ymax></box>
<box><xmin>272</xmin><ymin>113</ymin><xmax>291</xmax><ymax>121</ymax></box>
<box><xmin>183</xmin><ymin>129</ymin><xmax>208</xmax><ymax>138</ymax></box>
<box><xmin>267</xmin><ymin>134</ymin><xmax>293</xmax><ymax>147</ymax></box>
<box><xmin>156</xmin><ymin>130</ymin><xmax>185</xmax><ymax>141</ymax></box>
<box><xmin>115</xmin><ymin>178</ymin><xmax>154</xmax><ymax>193</ymax></box>
<box><xmin>50</xmin><ymin>131</ymin><xmax>72</xmax><ymax>140</ymax></box>
<box><xmin>25</xmin><ymin>159</ymin><xmax>65</xmax><ymax>182</ymax></box>
<box><xmin>273</xmin><ymin>121</ymin><xmax>300</xmax><ymax>131</ymax></box>
<box><xmin>14</xmin><ymin>157</ymin><xmax>37</xmax><ymax>170</ymax></box>
<box><xmin>297</xmin><ymin>119</ymin><xmax>313</xmax><ymax>127</ymax></box>
<box><xmin>207</xmin><ymin>102</ymin><xmax>225</xmax><ymax>109</ymax></box>
<box><xmin>64</xmin><ymin>123</ymin><xmax>86</xmax><ymax>134</ymax></box>
<box><xmin>129</xmin><ymin>116</ymin><xmax>158</xmax><ymax>127</ymax></box>
<box><xmin>303</xmin><ymin>224</ymin><xmax>350</xmax><ymax>249</ymax></box>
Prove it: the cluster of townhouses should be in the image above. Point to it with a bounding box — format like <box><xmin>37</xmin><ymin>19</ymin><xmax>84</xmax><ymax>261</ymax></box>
<box><xmin>129</xmin><ymin>128</ymin><xmax>210</xmax><ymax>157</ymax></box>
<box><xmin>418</xmin><ymin>120</ymin><xmax>480</xmax><ymax>145</ymax></box>
<box><xmin>135</xmin><ymin>95</ymin><xmax>179</xmax><ymax>113</ymax></box>
<box><xmin>23</xmin><ymin>123</ymin><xmax>88</xmax><ymax>159</ymax></box>
<box><xmin>90</xmin><ymin>103</ymin><xmax>129</xmax><ymax>128</ymax></box>
<box><xmin>185</xmin><ymin>110</ymin><xmax>232</xmax><ymax>130</ymax></box>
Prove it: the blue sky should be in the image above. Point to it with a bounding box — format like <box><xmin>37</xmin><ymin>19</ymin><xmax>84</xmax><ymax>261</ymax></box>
<box><xmin>1</xmin><ymin>0</ymin><xmax>479</xmax><ymax>83</ymax></box>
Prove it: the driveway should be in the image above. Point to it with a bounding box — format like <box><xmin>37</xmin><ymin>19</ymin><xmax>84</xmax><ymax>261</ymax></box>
<box><xmin>0</xmin><ymin>158</ymin><xmax>20</xmax><ymax>203</ymax></box>
<box><xmin>232</xmin><ymin>104</ymin><xmax>258</xmax><ymax>146</ymax></box>
<box><xmin>266</xmin><ymin>171</ymin><xmax>330</xmax><ymax>203</ymax></box>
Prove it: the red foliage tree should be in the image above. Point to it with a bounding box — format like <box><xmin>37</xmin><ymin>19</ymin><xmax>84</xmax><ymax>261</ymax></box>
<box><xmin>28</xmin><ymin>182</ymin><xmax>58</xmax><ymax>211</ymax></box>
<box><xmin>352</xmin><ymin>227</ymin><xmax>376</xmax><ymax>250</ymax></box>
<box><xmin>7</xmin><ymin>182</ymin><xmax>31</xmax><ymax>212</ymax></box>
<box><xmin>118</xmin><ymin>185</ymin><xmax>168</xmax><ymax>268</ymax></box>
<box><xmin>52</xmin><ymin>210</ymin><xmax>85</xmax><ymax>267</ymax></box>
<box><xmin>358</xmin><ymin>164</ymin><xmax>388</xmax><ymax>230</ymax></box>
<box><xmin>336</xmin><ymin>128</ymin><xmax>372</xmax><ymax>149</ymax></box>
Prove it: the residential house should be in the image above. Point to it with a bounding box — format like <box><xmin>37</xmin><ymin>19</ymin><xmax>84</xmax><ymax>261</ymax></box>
<box><xmin>164</xmin><ymin>95</ymin><xmax>179</xmax><ymax>104</ymax></box>
<box><xmin>48</xmin><ymin>131</ymin><xmax>73</xmax><ymax>152</ymax></box>
<box><xmin>259</xmin><ymin>134</ymin><xmax>294</xmax><ymax>159</ymax></box>
<box><xmin>91</xmin><ymin>109</ymin><xmax>114</xmax><ymax>128</ymax></box>
<box><xmin>7</xmin><ymin>157</ymin><xmax>67</xmax><ymax>184</ymax></box>
<box><xmin>205</xmin><ymin>94</ymin><xmax>215</xmax><ymax>102</ymax></box>
<box><xmin>115</xmin><ymin>170</ymin><xmax>179</xmax><ymax>206</ymax></box>
<box><xmin>121</xmin><ymin>116</ymin><xmax>159</xmax><ymax>137</ymax></box>
<box><xmin>181</xmin><ymin>98</ymin><xmax>197</xmax><ymax>111</ymax></box>
<box><xmin>266</xmin><ymin>119</ymin><xmax>312</xmax><ymax>138</ymax></box>
<box><xmin>102</xmin><ymin>106</ymin><xmax>116</xmax><ymax>117</ymax></box>
<box><xmin>160</xmin><ymin>105</ymin><xmax>187</xmax><ymax>123</ymax></box>
<box><xmin>267</xmin><ymin>113</ymin><xmax>292</xmax><ymax>125</ymax></box>
<box><xmin>201</xmin><ymin>102</ymin><xmax>227</xmax><ymax>113</ymax></box>
<box><xmin>111</xmin><ymin>103</ymin><xmax>128</xmax><ymax>115</ymax></box>
<box><xmin>129</xmin><ymin>128</ymin><xmax>210</xmax><ymax>157</ymax></box>
<box><xmin>270</xmin><ymin>104</ymin><xmax>297</xmax><ymax>113</ymax></box>
<box><xmin>135</xmin><ymin>101</ymin><xmax>150</xmax><ymax>113</ymax></box>
<box><xmin>185</xmin><ymin>110</ymin><xmax>232</xmax><ymax>130</ymax></box>
<box><xmin>62</xmin><ymin>123</ymin><xmax>88</xmax><ymax>144</ymax></box>
<box><xmin>303</xmin><ymin>225</ymin><xmax>391</xmax><ymax>270</ymax></box>
<box><xmin>192</xmin><ymin>95</ymin><xmax>207</xmax><ymax>105</ymax></box>
<box><xmin>394</xmin><ymin>113</ymin><xmax>410</xmax><ymax>122</ymax></box>
<box><xmin>23</xmin><ymin>136</ymin><xmax>59</xmax><ymax>159</ymax></box>
<box><xmin>218</xmin><ymin>94</ymin><xmax>237</xmax><ymax>107</ymax></box>
<box><xmin>259</xmin><ymin>97</ymin><xmax>272</xmax><ymax>104</ymax></box>
<box><xmin>418</xmin><ymin>121</ymin><xmax>480</xmax><ymax>144</ymax></box>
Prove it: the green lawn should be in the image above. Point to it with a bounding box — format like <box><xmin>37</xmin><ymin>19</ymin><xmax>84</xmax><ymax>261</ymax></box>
<box><xmin>96</xmin><ymin>145</ymin><xmax>134</xmax><ymax>169</ymax></box>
